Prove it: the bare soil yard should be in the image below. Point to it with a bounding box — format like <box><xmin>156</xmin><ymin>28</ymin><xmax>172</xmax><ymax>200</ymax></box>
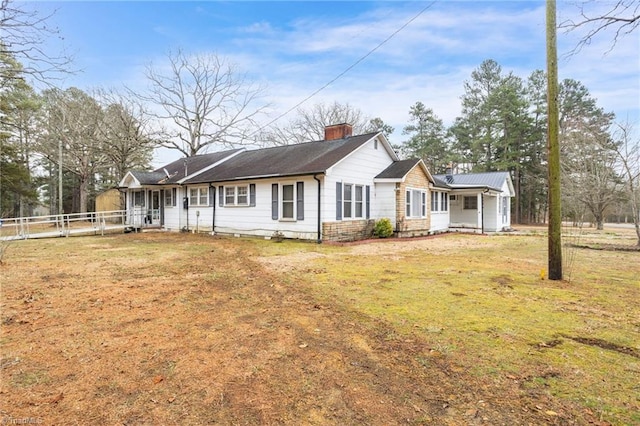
<box><xmin>1</xmin><ymin>229</ymin><xmax>638</xmax><ymax>425</ymax></box>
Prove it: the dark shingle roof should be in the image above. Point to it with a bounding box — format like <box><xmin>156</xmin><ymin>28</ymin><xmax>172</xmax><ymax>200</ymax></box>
<box><xmin>432</xmin><ymin>176</ymin><xmax>450</xmax><ymax>188</ymax></box>
<box><xmin>154</xmin><ymin>149</ymin><xmax>243</xmax><ymax>184</ymax></box>
<box><xmin>375</xmin><ymin>159</ymin><xmax>421</xmax><ymax>179</ymax></box>
<box><xmin>432</xmin><ymin>171</ymin><xmax>510</xmax><ymax>192</ymax></box>
<box><xmin>185</xmin><ymin>133</ymin><xmax>377</xmax><ymax>183</ymax></box>
<box><xmin>130</xmin><ymin>171</ymin><xmax>167</xmax><ymax>185</ymax></box>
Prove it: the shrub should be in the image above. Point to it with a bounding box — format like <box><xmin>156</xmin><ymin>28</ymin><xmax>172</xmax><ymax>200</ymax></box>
<box><xmin>373</xmin><ymin>218</ymin><xmax>394</xmax><ymax>238</ymax></box>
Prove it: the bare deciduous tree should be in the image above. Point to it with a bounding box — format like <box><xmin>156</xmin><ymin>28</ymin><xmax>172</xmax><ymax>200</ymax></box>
<box><xmin>135</xmin><ymin>49</ymin><xmax>268</xmax><ymax>157</ymax></box>
<box><xmin>94</xmin><ymin>89</ymin><xmax>159</xmax><ymax>185</ymax></box>
<box><xmin>0</xmin><ymin>0</ymin><xmax>73</xmax><ymax>85</ymax></box>
<box><xmin>611</xmin><ymin>121</ymin><xmax>640</xmax><ymax>245</ymax></box>
<box><xmin>559</xmin><ymin>1</ymin><xmax>640</xmax><ymax>54</ymax></box>
<box><xmin>258</xmin><ymin>101</ymin><xmax>375</xmax><ymax>146</ymax></box>
<box><xmin>39</xmin><ymin>87</ymin><xmax>106</xmax><ymax>214</ymax></box>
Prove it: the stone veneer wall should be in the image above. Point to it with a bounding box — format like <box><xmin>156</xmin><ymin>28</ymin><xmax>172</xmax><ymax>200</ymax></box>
<box><xmin>395</xmin><ymin>165</ymin><xmax>432</xmax><ymax>237</ymax></box>
<box><xmin>323</xmin><ymin>219</ymin><xmax>375</xmax><ymax>242</ymax></box>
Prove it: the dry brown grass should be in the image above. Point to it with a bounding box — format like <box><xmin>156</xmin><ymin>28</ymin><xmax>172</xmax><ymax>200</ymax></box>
<box><xmin>1</xmin><ymin>229</ymin><xmax>637</xmax><ymax>425</ymax></box>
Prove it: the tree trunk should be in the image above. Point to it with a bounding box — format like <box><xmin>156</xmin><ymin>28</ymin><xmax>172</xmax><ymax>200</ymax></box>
<box><xmin>595</xmin><ymin>214</ymin><xmax>604</xmax><ymax>230</ymax></box>
<box><xmin>79</xmin><ymin>176</ymin><xmax>89</xmax><ymax>214</ymax></box>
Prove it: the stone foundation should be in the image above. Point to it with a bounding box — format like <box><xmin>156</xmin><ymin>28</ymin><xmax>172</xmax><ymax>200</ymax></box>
<box><xmin>322</xmin><ymin>219</ymin><xmax>375</xmax><ymax>242</ymax></box>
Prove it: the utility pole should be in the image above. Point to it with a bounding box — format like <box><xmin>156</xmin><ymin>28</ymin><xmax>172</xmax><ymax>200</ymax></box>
<box><xmin>547</xmin><ymin>0</ymin><xmax>563</xmax><ymax>280</ymax></box>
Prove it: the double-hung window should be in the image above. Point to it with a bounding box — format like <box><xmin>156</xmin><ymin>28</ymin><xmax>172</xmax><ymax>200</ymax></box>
<box><xmin>463</xmin><ymin>196</ymin><xmax>478</xmax><ymax>210</ymax></box>
<box><xmin>406</xmin><ymin>188</ymin><xmax>426</xmax><ymax>218</ymax></box>
<box><xmin>224</xmin><ymin>185</ymin><xmax>249</xmax><ymax>206</ymax></box>
<box><xmin>133</xmin><ymin>190</ymin><xmax>145</xmax><ymax>207</ymax></box>
<box><xmin>282</xmin><ymin>184</ymin><xmax>295</xmax><ymax>219</ymax></box>
<box><xmin>164</xmin><ymin>188</ymin><xmax>176</xmax><ymax>207</ymax></box>
<box><xmin>342</xmin><ymin>183</ymin><xmax>364</xmax><ymax>219</ymax></box>
<box><xmin>271</xmin><ymin>182</ymin><xmax>304</xmax><ymax>221</ymax></box>
<box><xmin>189</xmin><ymin>187</ymin><xmax>209</xmax><ymax>206</ymax></box>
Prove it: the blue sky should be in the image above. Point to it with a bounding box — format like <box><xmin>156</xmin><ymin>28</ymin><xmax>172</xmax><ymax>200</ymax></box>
<box><xmin>33</xmin><ymin>1</ymin><xmax>640</xmax><ymax>167</ymax></box>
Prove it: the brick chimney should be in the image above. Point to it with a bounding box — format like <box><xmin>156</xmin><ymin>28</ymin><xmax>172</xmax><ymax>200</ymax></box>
<box><xmin>324</xmin><ymin>123</ymin><xmax>353</xmax><ymax>141</ymax></box>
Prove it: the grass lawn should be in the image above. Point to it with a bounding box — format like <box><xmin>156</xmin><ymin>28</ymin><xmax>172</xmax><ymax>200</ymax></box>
<box><xmin>1</xmin><ymin>227</ymin><xmax>638</xmax><ymax>424</ymax></box>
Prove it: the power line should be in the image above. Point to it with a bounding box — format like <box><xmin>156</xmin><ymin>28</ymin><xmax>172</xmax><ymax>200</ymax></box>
<box><xmin>252</xmin><ymin>1</ymin><xmax>437</xmax><ymax>138</ymax></box>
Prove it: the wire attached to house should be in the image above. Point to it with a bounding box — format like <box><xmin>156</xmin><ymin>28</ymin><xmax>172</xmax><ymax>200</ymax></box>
<box><xmin>251</xmin><ymin>1</ymin><xmax>437</xmax><ymax>138</ymax></box>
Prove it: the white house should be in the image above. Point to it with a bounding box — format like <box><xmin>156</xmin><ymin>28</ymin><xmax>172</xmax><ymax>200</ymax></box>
<box><xmin>432</xmin><ymin>172</ymin><xmax>515</xmax><ymax>233</ymax></box>
<box><xmin>119</xmin><ymin>124</ymin><xmax>514</xmax><ymax>242</ymax></box>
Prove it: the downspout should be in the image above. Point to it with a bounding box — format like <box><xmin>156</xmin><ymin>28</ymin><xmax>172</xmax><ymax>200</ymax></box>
<box><xmin>314</xmin><ymin>174</ymin><xmax>322</xmax><ymax>244</ymax></box>
<box><xmin>185</xmin><ymin>185</ymin><xmax>189</xmax><ymax>232</ymax></box>
<box><xmin>211</xmin><ymin>184</ymin><xmax>216</xmax><ymax>235</ymax></box>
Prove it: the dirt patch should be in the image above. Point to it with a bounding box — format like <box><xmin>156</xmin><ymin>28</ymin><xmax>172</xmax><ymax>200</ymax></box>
<box><xmin>567</xmin><ymin>243</ymin><xmax>640</xmax><ymax>252</ymax></box>
<box><xmin>0</xmin><ymin>233</ymin><xmax>614</xmax><ymax>424</ymax></box>
<box><xmin>561</xmin><ymin>335</ymin><xmax>640</xmax><ymax>359</ymax></box>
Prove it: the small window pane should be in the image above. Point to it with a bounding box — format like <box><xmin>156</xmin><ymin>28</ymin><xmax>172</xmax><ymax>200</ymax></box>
<box><xmin>344</xmin><ymin>184</ymin><xmax>353</xmax><ymax>218</ymax></box>
<box><xmin>406</xmin><ymin>191</ymin><xmax>411</xmax><ymax>216</ymax></box>
<box><xmin>412</xmin><ymin>190</ymin><xmax>421</xmax><ymax>217</ymax></box>
<box><xmin>355</xmin><ymin>186</ymin><xmax>363</xmax><ymax>218</ymax></box>
<box><xmin>199</xmin><ymin>188</ymin><xmax>208</xmax><ymax>206</ymax></box>
<box><xmin>282</xmin><ymin>184</ymin><xmax>294</xmax><ymax>219</ymax></box>
<box><xmin>225</xmin><ymin>187</ymin><xmax>235</xmax><ymax>205</ymax></box>
<box><xmin>237</xmin><ymin>186</ymin><xmax>248</xmax><ymax>205</ymax></box>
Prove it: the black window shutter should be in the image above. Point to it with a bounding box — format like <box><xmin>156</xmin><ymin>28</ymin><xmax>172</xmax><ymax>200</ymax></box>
<box><xmin>296</xmin><ymin>182</ymin><xmax>304</xmax><ymax>220</ymax></box>
<box><xmin>366</xmin><ymin>185</ymin><xmax>370</xmax><ymax>219</ymax></box>
<box><xmin>250</xmin><ymin>184</ymin><xmax>256</xmax><ymax>206</ymax></box>
<box><xmin>271</xmin><ymin>183</ymin><xmax>278</xmax><ymax>220</ymax></box>
<box><xmin>172</xmin><ymin>188</ymin><xmax>177</xmax><ymax>206</ymax></box>
<box><xmin>218</xmin><ymin>186</ymin><xmax>224</xmax><ymax>206</ymax></box>
<box><xmin>209</xmin><ymin>187</ymin><xmax>214</xmax><ymax>206</ymax></box>
<box><xmin>336</xmin><ymin>182</ymin><xmax>342</xmax><ymax>220</ymax></box>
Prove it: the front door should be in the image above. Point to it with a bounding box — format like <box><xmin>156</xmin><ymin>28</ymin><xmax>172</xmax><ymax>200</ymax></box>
<box><xmin>150</xmin><ymin>190</ymin><xmax>161</xmax><ymax>224</ymax></box>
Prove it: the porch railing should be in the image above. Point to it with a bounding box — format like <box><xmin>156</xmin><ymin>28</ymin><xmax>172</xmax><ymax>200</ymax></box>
<box><xmin>0</xmin><ymin>210</ymin><xmax>128</xmax><ymax>241</ymax></box>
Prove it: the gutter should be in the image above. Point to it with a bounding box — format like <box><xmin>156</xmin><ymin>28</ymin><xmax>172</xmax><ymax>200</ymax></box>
<box><xmin>314</xmin><ymin>174</ymin><xmax>322</xmax><ymax>244</ymax></box>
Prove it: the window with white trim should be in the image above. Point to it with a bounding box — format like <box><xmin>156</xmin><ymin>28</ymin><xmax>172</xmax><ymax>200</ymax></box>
<box><xmin>406</xmin><ymin>188</ymin><xmax>426</xmax><ymax>218</ymax></box>
<box><xmin>431</xmin><ymin>191</ymin><xmax>438</xmax><ymax>212</ymax></box>
<box><xmin>463</xmin><ymin>196</ymin><xmax>478</xmax><ymax>210</ymax></box>
<box><xmin>224</xmin><ymin>185</ymin><xmax>249</xmax><ymax>206</ymax></box>
<box><xmin>164</xmin><ymin>188</ymin><xmax>176</xmax><ymax>207</ymax></box>
<box><xmin>133</xmin><ymin>190</ymin><xmax>145</xmax><ymax>207</ymax></box>
<box><xmin>272</xmin><ymin>181</ymin><xmax>304</xmax><ymax>221</ymax></box>
<box><xmin>342</xmin><ymin>183</ymin><xmax>364</xmax><ymax>219</ymax></box>
<box><xmin>189</xmin><ymin>187</ymin><xmax>209</xmax><ymax>206</ymax></box>
<box><xmin>282</xmin><ymin>184</ymin><xmax>295</xmax><ymax>219</ymax></box>
<box><xmin>440</xmin><ymin>192</ymin><xmax>448</xmax><ymax>211</ymax></box>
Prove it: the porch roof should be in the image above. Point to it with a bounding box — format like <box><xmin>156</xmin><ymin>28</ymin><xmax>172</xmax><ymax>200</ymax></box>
<box><xmin>432</xmin><ymin>171</ymin><xmax>510</xmax><ymax>192</ymax></box>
